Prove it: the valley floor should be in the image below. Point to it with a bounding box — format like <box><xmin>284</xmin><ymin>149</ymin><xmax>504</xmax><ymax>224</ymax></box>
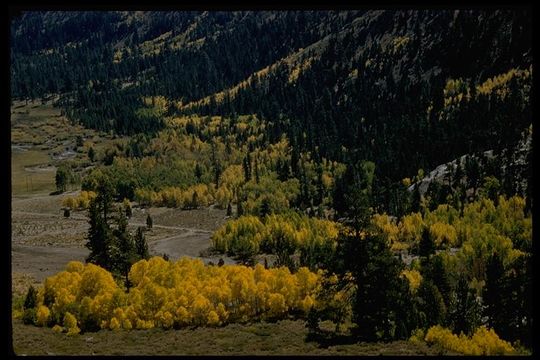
<box><xmin>11</xmin><ymin>192</ymin><xmax>234</xmax><ymax>286</ymax></box>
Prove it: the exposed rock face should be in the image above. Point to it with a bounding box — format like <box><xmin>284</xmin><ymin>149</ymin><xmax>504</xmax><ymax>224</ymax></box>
<box><xmin>408</xmin><ymin>127</ymin><xmax>532</xmax><ymax>198</ymax></box>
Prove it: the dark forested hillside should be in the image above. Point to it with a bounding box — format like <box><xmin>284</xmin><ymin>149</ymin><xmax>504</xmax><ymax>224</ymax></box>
<box><xmin>10</xmin><ymin>10</ymin><xmax>531</xmax><ymax>184</ymax></box>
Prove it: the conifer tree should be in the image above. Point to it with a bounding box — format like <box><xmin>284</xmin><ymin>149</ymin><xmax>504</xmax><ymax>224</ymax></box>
<box><xmin>195</xmin><ymin>163</ymin><xmax>203</xmax><ymax>182</ymax></box>
<box><xmin>417</xmin><ymin>280</ymin><xmax>447</xmax><ymax>328</ymax></box>
<box><xmin>425</xmin><ymin>254</ymin><xmax>452</xmax><ymax>308</ymax></box>
<box><xmin>23</xmin><ymin>285</ymin><xmax>37</xmax><ymax>310</ymax></box>
<box><xmin>135</xmin><ymin>226</ymin><xmax>149</xmax><ymax>260</ymax></box>
<box><xmin>448</xmin><ymin>275</ymin><xmax>482</xmax><ymax>336</ymax></box>
<box><xmin>331</xmin><ymin>160</ymin><xmax>412</xmax><ymax>340</ymax></box>
<box><xmin>113</xmin><ymin>206</ymin><xmax>136</xmax><ymax>283</ymax></box>
<box><xmin>483</xmin><ymin>252</ymin><xmax>506</xmax><ymax>333</ymax></box>
<box><xmin>146</xmin><ymin>213</ymin><xmax>153</xmax><ymax>229</ymax></box>
<box><xmin>88</xmin><ymin>146</ymin><xmax>96</xmax><ymax>162</ymax></box>
<box><xmin>191</xmin><ymin>191</ymin><xmax>199</xmax><ymax>209</ymax></box>
<box><xmin>123</xmin><ymin>198</ymin><xmax>132</xmax><ymax>218</ymax></box>
<box><xmin>86</xmin><ymin>178</ymin><xmax>115</xmax><ymax>270</ymax></box>
<box><xmin>418</xmin><ymin>226</ymin><xmax>435</xmax><ymax>259</ymax></box>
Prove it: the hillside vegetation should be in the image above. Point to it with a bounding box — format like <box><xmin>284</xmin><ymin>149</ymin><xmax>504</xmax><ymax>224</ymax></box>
<box><xmin>11</xmin><ymin>9</ymin><xmax>532</xmax><ymax>356</ymax></box>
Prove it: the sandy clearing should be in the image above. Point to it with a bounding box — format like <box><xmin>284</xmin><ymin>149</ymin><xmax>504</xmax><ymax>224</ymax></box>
<box><xmin>11</xmin><ymin>201</ymin><xmax>233</xmax><ymax>282</ymax></box>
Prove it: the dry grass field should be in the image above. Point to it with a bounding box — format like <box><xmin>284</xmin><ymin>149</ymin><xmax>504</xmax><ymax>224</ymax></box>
<box><xmin>11</xmin><ymin>319</ymin><xmax>452</xmax><ymax>356</ymax></box>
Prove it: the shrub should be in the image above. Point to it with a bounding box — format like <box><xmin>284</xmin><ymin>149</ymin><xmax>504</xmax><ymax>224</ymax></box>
<box><xmin>424</xmin><ymin>325</ymin><xmax>515</xmax><ymax>355</ymax></box>
<box><xmin>28</xmin><ymin>257</ymin><xmax>323</xmax><ymax>335</ymax></box>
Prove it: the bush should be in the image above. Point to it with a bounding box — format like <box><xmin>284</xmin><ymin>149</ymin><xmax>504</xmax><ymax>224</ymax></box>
<box><xmin>424</xmin><ymin>325</ymin><xmax>515</xmax><ymax>355</ymax></box>
<box><xmin>212</xmin><ymin>213</ymin><xmax>339</xmax><ymax>269</ymax></box>
<box><xmin>23</xmin><ymin>285</ymin><xmax>37</xmax><ymax>310</ymax></box>
<box><xmin>22</xmin><ymin>308</ymin><xmax>36</xmax><ymax>325</ymax></box>
<box><xmin>35</xmin><ymin>305</ymin><xmax>51</xmax><ymax>326</ymax></box>
<box><xmin>28</xmin><ymin>257</ymin><xmax>323</xmax><ymax>334</ymax></box>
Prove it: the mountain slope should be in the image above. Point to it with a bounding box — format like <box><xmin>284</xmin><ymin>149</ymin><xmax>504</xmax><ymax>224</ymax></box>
<box><xmin>10</xmin><ymin>9</ymin><xmax>532</xmax><ymax>185</ymax></box>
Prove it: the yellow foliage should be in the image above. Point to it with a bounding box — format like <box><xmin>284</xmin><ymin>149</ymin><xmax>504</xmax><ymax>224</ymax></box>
<box><xmin>214</xmin><ymin>165</ymin><xmax>245</xmax><ymax>208</ymax></box>
<box><xmin>135</xmin><ymin>319</ymin><xmax>154</xmax><ymax>329</ymax></box>
<box><xmin>63</xmin><ymin>311</ymin><xmax>77</xmax><ymax>328</ymax></box>
<box><xmin>476</xmin><ymin>67</ymin><xmax>531</xmax><ymax>99</ymax></box>
<box><xmin>66</xmin><ymin>261</ymin><xmax>85</xmax><ymax>273</ymax></box>
<box><xmin>390</xmin><ymin>36</ymin><xmax>410</xmax><ymax>54</ymax></box>
<box><xmin>409</xmin><ymin>328</ymin><xmax>425</xmax><ymax>345</ymax></box>
<box><xmin>52</xmin><ymin>324</ymin><xmax>63</xmax><ymax>333</ymax></box>
<box><xmin>207</xmin><ymin>310</ymin><xmax>220</xmax><ymax>326</ymax></box>
<box><xmin>267</xmin><ymin>293</ymin><xmax>287</xmax><ymax>317</ymax></box>
<box><xmin>398</xmin><ymin>212</ymin><xmax>424</xmax><ymax>244</ymax></box>
<box><xmin>109</xmin><ymin>317</ymin><xmax>121</xmax><ymax>330</ymax></box>
<box><xmin>401</xmin><ymin>269</ymin><xmax>422</xmax><ymax>293</ymax></box>
<box><xmin>429</xmin><ymin>222</ymin><xmax>458</xmax><ymax>247</ymax></box>
<box><xmin>136</xmin><ymin>184</ymin><xmax>214</xmax><ymax>208</ymax></box>
<box><xmin>155</xmin><ymin>310</ymin><xmax>174</xmax><ymax>329</ymax></box>
<box><xmin>424</xmin><ymin>325</ymin><xmax>514</xmax><ymax>355</ymax></box>
<box><xmin>32</xmin><ymin>257</ymin><xmax>321</xmax><ymax>335</ymax></box>
<box><xmin>62</xmin><ymin>197</ymin><xmax>77</xmax><ymax>209</ymax></box>
<box><xmin>300</xmin><ymin>295</ymin><xmax>315</xmax><ymax>313</ymax></box>
<box><xmin>63</xmin><ymin>312</ymin><xmax>80</xmax><ymax>335</ymax></box>
<box><xmin>62</xmin><ymin>191</ymin><xmax>97</xmax><ymax>210</ymax></box>
<box><xmin>372</xmin><ymin>214</ymin><xmax>400</xmax><ymax>247</ymax></box>
<box><xmin>471</xmin><ymin>326</ymin><xmax>515</xmax><ymax>355</ymax></box>
<box><xmin>212</xmin><ymin>214</ymin><xmax>339</xmax><ymax>258</ymax></box>
<box><xmin>36</xmin><ymin>305</ymin><xmax>50</xmax><ymax>326</ymax></box>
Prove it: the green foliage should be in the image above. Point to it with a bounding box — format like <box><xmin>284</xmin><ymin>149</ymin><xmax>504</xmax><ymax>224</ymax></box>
<box><xmin>447</xmin><ymin>275</ymin><xmax>482</xmax><ymax>336</ymax></box>
<box><xmin>135</xmin><ymin>227</ymin><xmax>150</xmax><ymax>260</ymax></box>
<box><xmin>146</xmin><ymin>214</ymin><xmax>153</xmax><ymax>229</ymax></box>
<box><xmin>86</xmin><ymin>179</ymin><xmax>115</xmax><ymax>269</ymax></box>
<box><xmin>309</xmin><ymin>272</ymin><xmax>353</xmax><ymax>333</ymax></box>
<box><xmin>480</xmin><ymin>176</ymin><xmax>501</xmax><ymax>203</ymax></box>
<box><xmin>88</xmin><ymin>146</ymin><xmax>96</xmax><ymax>162</ymax></box>
<box><xmin>55</xmin><ymin>165</ymin><xmax>72</xmax><ymax>193</ymax></box>
<box><xmin>483</xmin><ymin>252</ymin><xmax>532</xmax><ymax>346</ymax></box>
<box><xmin>239</xmin><ymin>174</ymin><xmax>301</xmax><ymax>216</ymax></box>
<box><xmin>418</xmin><ymin>226</ymin><xmax>434</xmax><ymax>258</ymax></box>
<box><xmin>334</xmin><ymin>160</ymin><xmax>375</xmax><ymax>232</ymax></box>
<box><xmin>135</xmin><ymin>184</ymin><xmax>214</xmax><ymax>209</ymax></box>
<box><xmin>23</xmin><ymin>286</ymin><xmax>37</xmax><ymax>310</ymax></box>
<box><xmin>334</xmin><ymin>228</ymin><xmax>412</xmax><ymax>341</ymax></box>
<box><xmin>212</xmin><ymin>215</ymin><xmax>264</xmax><ymax>256</ymax></box>
<box><xmin>422</xmin><ymin>254</ymin><xmax>452</xmax><ymax>308</ymax></box>
<box><xmin>483</xmin><ymin>252</ymin><xmax>505</xmax><ymax>331</ymax></box>
<box><xmin>85</xmin><ymin>178</ymin><xmax>147</xmax><ymax>284</ymax></box>
<box><xmin>10</xmin><ymin>11</ymin><xmax>532</xmax><ymax>348</ymax></box>
<box><xmin>417</xmin><ymin>280</ymin><xmax>446</xmax><ymax>328</ymax></box>
<box><xmin>212</xmin><ymin>213</ymin><xmax>339</xmax><ymax>270</ymax></box>
<box><xmin>380</xmin><ymin>196</ymin><xmax>530</xmax><ymax>281</ymax></box>
<box><xmin>22</xmin><ymin>308</ymin><xmax>37</xmax><ymax>325</ymax></box>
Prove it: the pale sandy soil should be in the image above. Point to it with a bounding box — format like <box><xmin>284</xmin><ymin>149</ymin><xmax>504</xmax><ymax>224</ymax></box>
<box><xmin>11</xmin><ymin>193</ymin><xmax>233</xmax><ymax>284</ymax></box>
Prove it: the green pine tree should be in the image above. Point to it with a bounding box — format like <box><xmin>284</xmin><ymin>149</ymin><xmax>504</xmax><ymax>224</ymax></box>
<box><xmin>135</xmin><ymin>226</ymin><xmax>149</xmax><ymax>260</ymax></box>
